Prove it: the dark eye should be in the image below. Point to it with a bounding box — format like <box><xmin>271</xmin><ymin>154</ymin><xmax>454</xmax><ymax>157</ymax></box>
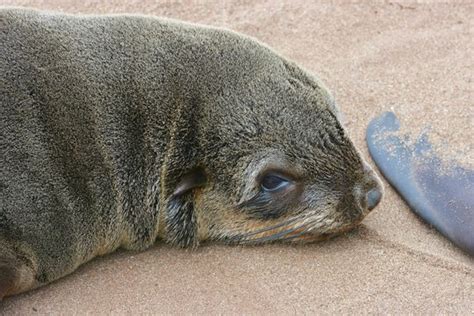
<box><xmin>261</xmin><ymin>175</ymin><xmax>290</xmax><ymax>192</ymax></box>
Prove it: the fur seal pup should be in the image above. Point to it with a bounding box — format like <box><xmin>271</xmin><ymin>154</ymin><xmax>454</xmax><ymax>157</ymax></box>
<box><xmin>0</xmin><ymin>8</ymin><xmax>383</xmax><ymax>298</ymax></box>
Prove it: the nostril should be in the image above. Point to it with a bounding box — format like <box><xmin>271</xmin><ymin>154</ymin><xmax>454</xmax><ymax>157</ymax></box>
<box><xmin>366</xmin><ymin>188</ymin><xmax>382</xmax><ymax>210</ymax></box>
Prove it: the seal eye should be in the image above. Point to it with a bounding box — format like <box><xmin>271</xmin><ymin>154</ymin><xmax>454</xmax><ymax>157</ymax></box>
<box><xmin>261</xmin><ymin>175</ymin><xmax>290</xmax><ymax>192</ymax></box>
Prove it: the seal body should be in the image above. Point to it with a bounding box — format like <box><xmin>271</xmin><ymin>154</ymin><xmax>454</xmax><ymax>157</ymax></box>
<box><xmin>0</xmin><ymin>8</ymin><xmax>382</xmax><ymax>298</ymax></box>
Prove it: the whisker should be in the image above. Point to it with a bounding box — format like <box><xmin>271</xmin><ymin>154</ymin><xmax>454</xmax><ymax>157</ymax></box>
<box><xmin>237</xmin><ymin>216</ymin><xmax>300</xmax><ymax>239</ymax></box>
<box><xmin>277</xmin><ymin>224</ymin><xmax>316</xmax><ymax>242</ymax></box>
<box><xmin>239</xmin><ymin>216</ymin><xmax>322</xmax><ymax>244</ymax></box>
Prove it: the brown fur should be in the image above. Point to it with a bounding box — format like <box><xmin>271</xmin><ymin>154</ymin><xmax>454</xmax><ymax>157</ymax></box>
<box><xmin>0</xmin><ymin>8</ymin><xmax>382</xmax><ymax>298</ymax></box>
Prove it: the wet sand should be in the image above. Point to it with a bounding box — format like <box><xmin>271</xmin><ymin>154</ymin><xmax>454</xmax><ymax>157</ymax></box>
<box><xmin>1</xmin><ymin>0</ymin><xmax>473</xmax><ymax>314</ymax></box>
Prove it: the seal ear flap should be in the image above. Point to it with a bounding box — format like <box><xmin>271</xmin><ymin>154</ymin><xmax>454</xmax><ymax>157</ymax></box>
<box><xmin>171</xmin><ymin>168</ymin><xmax>207</xmax><ymax>198</ymax></box>
<box><xmin>165</xmin><ymin>168</ymin><xmax>207</xmax><ymax>248</ymax></box>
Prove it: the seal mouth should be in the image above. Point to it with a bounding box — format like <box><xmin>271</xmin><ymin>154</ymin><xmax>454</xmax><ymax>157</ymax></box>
<box><xmin>283</xmin><ymin>221</ymin><xmax>362</xmax><ymax>243</ymax></box>
<box><xmin>230</xmin><ymin>214</ymin><xmax>364</xmax><ymax>245</ymax></box>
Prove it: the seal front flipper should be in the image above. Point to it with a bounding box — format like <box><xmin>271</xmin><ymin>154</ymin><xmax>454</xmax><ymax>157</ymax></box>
<box><xmin>366</xmin><ymin>111</ymin><xmax>474</xmax><ymax>255</ymax></box>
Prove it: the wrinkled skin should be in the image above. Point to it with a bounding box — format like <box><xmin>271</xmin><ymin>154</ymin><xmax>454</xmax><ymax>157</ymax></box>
<box><xmin>0</xmin><ymin>8</ymin><xmax>382</xmax><ymax>298</ymax></box>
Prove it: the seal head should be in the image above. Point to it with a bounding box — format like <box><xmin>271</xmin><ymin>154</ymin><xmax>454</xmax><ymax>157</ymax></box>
<box><xmin>159</xmin><ymin>37</ymin><xmax>383</xmax><ymax>247</ymax></box>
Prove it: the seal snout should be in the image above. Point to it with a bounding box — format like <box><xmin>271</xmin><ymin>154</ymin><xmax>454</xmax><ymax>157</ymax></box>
<box><xmin>352</xmin><ymin>163</ymin><xmax>384</xmax><ymax>215</ymax></box>
<box><xmin>359</xmin><ymin>165</ymin><xmax>384</xmax><ymax>213</ymax></box>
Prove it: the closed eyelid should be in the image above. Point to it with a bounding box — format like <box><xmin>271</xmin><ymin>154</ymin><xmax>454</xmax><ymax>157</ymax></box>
<box><xmin>256</xmin><ymin>168</ymin><xmax>300</xmax><ymax>183</ymax></box>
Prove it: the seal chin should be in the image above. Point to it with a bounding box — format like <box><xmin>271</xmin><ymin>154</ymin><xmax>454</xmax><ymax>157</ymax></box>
<box><xmin>280</xmin><ymin>214</ymin><xmax>366</xmax><ymax>243</ymax></box>
<box><xmin>289</xmin><ymin>222</ymin><xmax>362</xmax><ymax>243</ymax></box>
<box><xmin>286</xmin><ymin>232</ymin><xmax>332</xmax><ymax>243</ymax></box>
<box><xmin>221</xmin><ymin>212</ymin><xmax>366</xmax><ymax>245</ymax></box>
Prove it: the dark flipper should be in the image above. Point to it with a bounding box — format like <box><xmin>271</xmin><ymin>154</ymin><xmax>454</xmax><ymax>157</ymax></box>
<box><xmin>366</xmin><ymin>112</ymin><xmax>474</xmax><ymax>256</ymax></box>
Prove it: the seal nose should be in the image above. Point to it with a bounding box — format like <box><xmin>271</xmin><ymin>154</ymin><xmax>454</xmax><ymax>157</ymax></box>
<box><xmin>366</xmin><ymin>188</ymin><xmax>382</xmax><ymax>210</ymax></box>
<box><xmin>359</xmin><ymin>162</ymin><xmax>383</xmax><ymax>212</ymax></box>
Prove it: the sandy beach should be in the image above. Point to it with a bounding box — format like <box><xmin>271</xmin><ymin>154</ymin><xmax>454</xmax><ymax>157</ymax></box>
<box><xmin>1</xmin><ymin>0</ymin><xmax>473</xmax><ymax>314</ymax></box>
